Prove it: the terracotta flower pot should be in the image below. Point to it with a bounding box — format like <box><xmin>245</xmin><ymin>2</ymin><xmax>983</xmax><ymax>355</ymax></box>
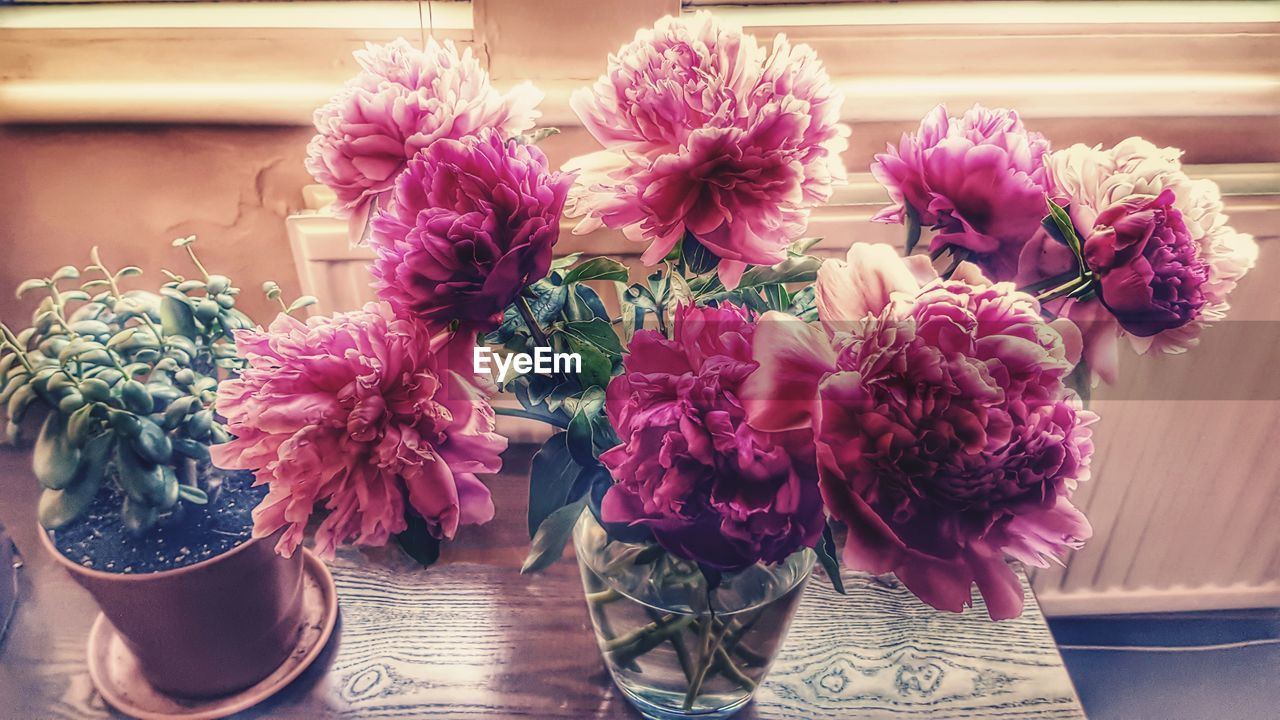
<box><xmin>39</xmin><ymin>529</ymin><xmax>306</xmax><ymax>698</ymax></box>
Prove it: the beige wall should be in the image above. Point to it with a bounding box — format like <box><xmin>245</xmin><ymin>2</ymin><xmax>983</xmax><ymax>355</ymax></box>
<box><xmin>0</xmin><ymin>125</ymin><xmax>315</xmax><ymax>329</ymax></box>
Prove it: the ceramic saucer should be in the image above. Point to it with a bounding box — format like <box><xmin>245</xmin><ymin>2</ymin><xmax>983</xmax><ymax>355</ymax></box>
<box><xmin>86</xmin><ymin>549</ymin><xmax>337</xmax><ymax>720</ymax></box>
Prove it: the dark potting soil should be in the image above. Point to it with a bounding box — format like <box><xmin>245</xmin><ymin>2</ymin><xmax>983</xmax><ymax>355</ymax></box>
<box><xmin>48</xmin><ymin>465</ymin><xmax>266</xmax><ymax>574</ymax></box>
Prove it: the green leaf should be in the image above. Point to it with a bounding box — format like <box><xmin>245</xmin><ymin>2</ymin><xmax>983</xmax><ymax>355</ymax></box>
<box><xmin>120</xmin><ymin>379</ymin><xmax>154</xmax><ymax>414</ymax></box>
<box><xmin>789</xmin><ymin>285</ymin><xmax>819</xmax><ymax>320</ymax></box>
<box><xmin>396</xmin><ymin>512</ymin><xmax>442</xmax><ymax>566</ymax></box>
<box><xmin>66</xmin><ymin>402</ymin><xmax>99</xmax><ymax>446</ymax></box>
<box><xmin>816</xmin><ymin>526</ymin><xmax>846</xmax><ymax>595</ymax></box>
<box><xmin>162</xmin><ymin>395</ymin><xmax>198</xmax><ymax>430</ymax></box>
<box><xmin>204</xmin><ymin>274</ymin><xmax>230</xmax><ymax>294</ymax></box>
<box><xmin>566</xmin><ymin>386</ymin><xmax>606</xmax><ymax>462</ymax></box>
<box><xmin>680</xmin><ymin>232</ymin><xmax>720</xmax><ymax>275</ymax></box>
<box><xmin>521</xmin><ymin>126</ymin><xmax>561</xmax><ymax>145</ymax></box>
<box><xmin>70</xmin><ymin>320</ymin><xmax>111</xmax><ymax>337</ymax></box>
<box><xmin>0</xmin><ymin>371</ymin><xmax>30</xmax><ymax>405</ymax></box>
<box><xmin>171</xmin><ymin>235</ymin><xmax>196</xmax><ymax>248</ymax></box>
<box><xmin>788</xmin><ymin>237</ymin><xmax>823</xmax><ymax>255</ymax></box>
<box><xmin>160</xmin><ymin>295</ymin><xmax>197</xmax><ymax>337</ymax></box>
<box><xmin>647</xmin><ymin>268</ymin><xmax>669</xmax><ymax>306</ymax></box>
<box><xmin>528</xmin><ymin>282</ymin><xmax>569</xmax><ymax>324</ymax></box>
<box><xmin>567</xmin><ymin>403</ymin><xmax>598</xmax><ymax>468</ymax></box>
<box><xmin>178</xmin><ymin>484</ymin><xmax>209</xmax><ymax>505</ymax></box>
<box><xmin>115</xmin><ymin>438</ymin><xmax>167</xmax><ymax>505</ymax></box>
<box><xmin>115</xmin><ymin>266</ymin><xmax>143</xmax><ymax>280</ymax></box>
<box><xmin>570</xmin><ymin>386</ymin><xmax>609</xmax><ymax>466</ymax></box>
<box><xmin>6</xmin><ymin>384</ymin><xmax>37</xmax><ymax>425</ymax></box>
<box><xmin>287</xmin><ymin>295</ymin><xmax>318</xmax><ymax>314</ymax></box>
<box><xmin>903</xmin><ymin>204</ymin><xmax>923</xmax><ymax>256</ymax></box>
<box><xmin>568</xmin><ymin>284</ymin><xmax>610</xmax><ymax>323</ymax></box>
<box><xmin>88</xmin><ymin>367</ymin><xmax>123</xmax><ymax>386</ymax></box>
<box><xmin>130</xmin><ymin>417</ymin><xmax>172</xmax><ymax>464</ymax></box>
<box><xmin>39</xmin><ymin>433</ymin><xmax>111</xmax><ymax>529</ymax></box>
<box><xmin>763</xmin><ymin>284</ymin><xmax>790</xmax><ymax>312</ymax></box>
<box><xmin>614</xmin><ymin>281</ymin><xmax>640</xmax><ymax>343</ymax></box>
<box><xmin>561</xmin><ymin>318</ymin><xmax>623</xmax><ymax>356</ymax></box>
<box><xmin>106</xmin><ymin>327</ymin><xmax>139</xmax><ymax>350</ymax></box>
<box><xmin>1046</xmin><ymin>198</ymin><xmax>1083</xmax><ymax>257</ymax></box>
<box><xmin>527</xmin><ymin>431</ymin><xmax>580</xmax><ymax>539</ymax></box>
<box><xmin>621</xmin><ymin>282</ymin><xmax>658</xmax><ymax>313</ymax></box>
<box><xmin>550</xmin><ymin>252</ymin><xmax>583</xmax><ymax>272</ymax></box>
<box><xmin>16</xmin><ymin>278</ymin><xmax>48</xmax><ymax>298</ymax></box>
<box><xmin>564</xmin><ymin>257</ymin><xmax>630</xmax><ymax>284</ymax></box>
<box><xmin>158</xmin><ymin>466</ymin><xmax>180</xmax><ymax>509</ymax></box>
<box><xmin>33</xmin><ymin>412</ymin><xmax>81</xmax><ymax>490</ymax></box>
<box><xmin>57</xmin><ymin>392</ymin><xmax>85</xmax><ymax>417</ymax></box>
<box><xmin>564</xmin><ymin>336</ymin><xmax>613</xmax><ymax>389</ymax></box>
<box><xmin>522</xmin><ymin>499</ymin><xmax>585</xmax><ymax>574</ymax></box>
<box><xmin>77</xmin><ymin>377</ymin><xmax>111</xmax><ymax>402</ymax></box>
<box><xmin>1066</xmin><ymin>356</ymin><xmax>1092</xmax><ymax>408</ymax></box>
<box><xmin>735</xmin><ymin>254</ymin><xmax>824</xmax><ymax>289</ymax></box>
<box><xmin>172</xmin><ymin>437</ymin><xmax>211</xmax><ymax>462</ymax></box>
<box><xmin>194</xmin><ymin>298</ymin><xmax>219</xmax><ymax>323</ymax></box>
<box><xmin>52</xmin><ymin>265</ymin><xmax>81</xmax><ymax>282</ymax></box>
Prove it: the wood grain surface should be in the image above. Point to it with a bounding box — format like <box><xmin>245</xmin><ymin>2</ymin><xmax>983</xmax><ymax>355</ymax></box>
<box><xmin>0</xmin><ymin>445</ymin><xmax>1083</xmax><ymax>719</ymax></box>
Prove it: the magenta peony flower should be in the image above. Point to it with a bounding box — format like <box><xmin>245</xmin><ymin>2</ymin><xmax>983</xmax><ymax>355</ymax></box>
<box><xmin>598</xmin><ymin>303</ymin><xmax>825</xmax><ymax>571</ymax></box>
<box><xmin>1020</xmin><ymin>138</ymin><xmax>1259</xmax><ymax>382</ymax></box>
<box><xmin>871</xmin><ymin>104</ymin><xmax>1052</xmax><ymax>281</ymax></box>
<box><xmin>746</xmin><ymin>244</ymin><xmax>1093</xmax><ymax>620</ymax></box>
<box><xmin>210</xmin><ymin>302</ymin><xmax>506</xmax><ymax>558</ymax></box>
<box><xmin>368</xmin><ymin>129</ymin><xmax>575</xmax><ymax>330</ymax></box>
<box><xmin>1083</xmin><ymin>189</ymin><xmax>1208</xmax><ymax>337</ymax></box>
<box><xmin>566</xmin><ymin>12</ymin><xmax>849</xmax><ymax>289</ymax></box>
<box><xmin>306</xmin><ymin>38</ymin><xmax>543</xmax><ymax>238</ymax></box>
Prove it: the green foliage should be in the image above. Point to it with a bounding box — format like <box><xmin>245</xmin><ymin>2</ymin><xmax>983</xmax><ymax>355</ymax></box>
<box><xmin>521</xmin><ymin>499</ymin><xmax>586</xmax><ymax>574</ymax></box>
<box><xmin>526</xmin><ymin>431</ymin><xmax>579</xmax><ymax>539</ymax></box>
<box><xmin>0</xmin><ymin>237</ymin><xmax>252</xmax><ymax>536</ymax></box>
<box><xmin>903</xmin><ymin>204</ymin><xmax>923</xmax><ymax>256</ymax></box>
<box><xmin>815</xmin><ymin>525</ymin><xmax>846</xmax><ymax>595</ymax></box>
<box><xmin>1030</xmin><ymin>199</ymin><xmax>1097</xmax><ymax>304</ymax></box>
<box><xmin>682</xmin><ymin>237</ymin><xmax>825</xmax><ymax>317</ymax></box>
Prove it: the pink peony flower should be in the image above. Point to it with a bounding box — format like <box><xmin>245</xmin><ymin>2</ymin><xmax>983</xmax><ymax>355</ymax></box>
<box><xmin>211</xmin><ymin>302</ymin><xmax>507</xmax><ymax>558</ymax></box>
<box><xmin>871</xmin><ymin>104</ymin><xmax>1052</xmax><ymax>280</ymax></box>
<box><xmin>599</xmin><ymin>303</ymin><xmax>825</xmax><ymax>571</ymax></box>
<box><xmin>368</xmin><ymin>129</ymin><xmax>574</xmax><ymax>331</ymax></box>
<box><xmin>1083</xmin><ymin>190</ymin><xmax>1207</xmax><ymax>337</ymax></box>
<box><xmin>566</xmin><ymin>12</ymin><xmax>850</xmax><ymax>289</ymax></box>
<box><xmin>306</xmin><ymin>38</ymin><xmax>543</xmax><ymax>240</ymax></box>
<box><xmin>1020</xmin><ymin>138</ymin><xmax>1259</xmax><ymax>382</ymax></box>
<box><xmin>746</xmin><ymin>244</ymin><xmax>1094</xmax><ymax>620</ymax></box>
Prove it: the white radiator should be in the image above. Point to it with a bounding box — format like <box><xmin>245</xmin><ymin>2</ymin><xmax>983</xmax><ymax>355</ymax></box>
<box><xmin>286</xmin><ymin>169</ymin><xmax>1280</xmax><ymax>617</ymax></box>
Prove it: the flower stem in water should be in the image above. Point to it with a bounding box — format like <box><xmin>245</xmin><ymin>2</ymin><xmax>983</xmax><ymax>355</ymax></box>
<box><xmin>683</xmin><ymin>615</ymin><xmax>732</xmax><ymax>710</ymax></box>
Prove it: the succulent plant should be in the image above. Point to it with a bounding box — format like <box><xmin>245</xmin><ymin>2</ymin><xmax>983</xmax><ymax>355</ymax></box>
<box><xmin>0</xmin><ymin>236</ymin><xmax>312</xmax><ymax>536</ymax></box>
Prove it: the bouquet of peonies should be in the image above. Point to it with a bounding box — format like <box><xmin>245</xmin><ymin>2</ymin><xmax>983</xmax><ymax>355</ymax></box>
<box><xmin>871</xmin><ymin>105</ymin><xmax>1258</xmax><ymax>384</ymax></box>
<box><xmin>213</xmin><ymin>8</ymin><xmax>1256</xmax><ymax>648</ymax></box>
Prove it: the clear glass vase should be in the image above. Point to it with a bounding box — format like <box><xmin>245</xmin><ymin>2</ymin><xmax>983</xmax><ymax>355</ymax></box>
<box><xmin>573</xmin><ymin>512</ymin><xmax>813</xmax><ymax>720</ymax></box>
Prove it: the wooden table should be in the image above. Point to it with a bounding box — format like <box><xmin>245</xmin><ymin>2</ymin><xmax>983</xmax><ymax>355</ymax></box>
<box><xmin>0</xmin><ymin>445</ymin><xmax>1085</xmax><ymax>719</ymax></box>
